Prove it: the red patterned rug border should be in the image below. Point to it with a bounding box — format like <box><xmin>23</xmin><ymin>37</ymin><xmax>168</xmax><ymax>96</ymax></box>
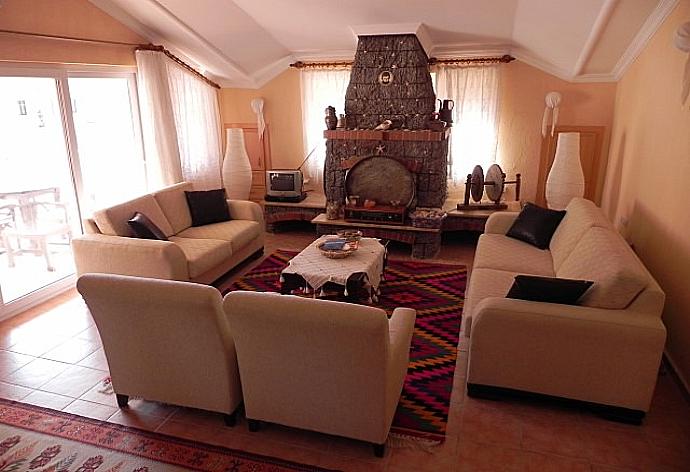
<box><xmin>0</xmin><ymin>398</ymin><xmax>336</xmax><ymax>472</ymax></box>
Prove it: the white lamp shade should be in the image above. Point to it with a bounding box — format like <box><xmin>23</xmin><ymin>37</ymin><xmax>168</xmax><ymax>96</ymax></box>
<box><xmin>545</xmin><ymin>132</ymin><xmax>584</xmax><ymax>210</ymax></box>
<box><xmin>222</xmin><ymin>128</ymin><xmax>252</xmax><ymax>200</ymax></box>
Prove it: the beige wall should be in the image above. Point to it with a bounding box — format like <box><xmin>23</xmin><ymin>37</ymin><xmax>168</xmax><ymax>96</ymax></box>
<box><xmin>219</xmin><ymin>69</ymin><xmax>305</xmax><ymax>169</ymax></box>
<box><xmin>220</xmin><ymin>63</ymin><xmax>616</xmax><ymax>202</ymax></box>
<box><xmin>0</xmin><ymin>0</ymin><xmax>145</xmax><ymax>66</ymax></box>
<box><xmin>497</xmin><ymin>61</ymin><xmax>617</xmax><ymax>202</ymax></box>
<box><xmin>602</xmin><ymin>2</ymin><xmax>690</xmax><ymax>387</ymax></box>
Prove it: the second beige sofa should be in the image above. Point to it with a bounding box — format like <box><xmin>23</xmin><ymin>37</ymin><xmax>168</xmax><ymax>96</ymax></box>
<box><xmin>464</xmin><ymin>198</ymin><xmax>666</xmax><ymax>422</ymax></box>
<box><xmin>72</xmin><ymin>182</ymin><xmax>264</xmax><ymax>283</ymax></box>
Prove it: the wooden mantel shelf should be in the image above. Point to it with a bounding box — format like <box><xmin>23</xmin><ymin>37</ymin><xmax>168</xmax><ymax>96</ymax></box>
<box><xmin>324</xmin><ymin>128</ymin><xmax>450</xmax><ymax>142</ymax></box>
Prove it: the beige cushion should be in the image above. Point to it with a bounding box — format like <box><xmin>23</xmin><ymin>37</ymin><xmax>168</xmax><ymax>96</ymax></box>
<box><xmin>463</xmin><ymin>267</ymin><xmax>518</xmax><ymax>337</ymax></box>
<box><xmin>550</xmin><ymin>198</ymin><xmax>612</xmax><ymax>271</ymax></box>
<box><xmin>93</xmin><ymin>195</ymin><xmax>174</xmax><ymax>238</ymax></box>
<box><xmin>176</xmin><ymin>220</ymin><xmax>262</xmax><ymax>253</ymax></box>
<box><xmin>473</xmin><ymin>234</ymin><xmax>555</xmax><ymax>276</ymax></box>
<box><xmin>169</xmin><ymin>237</ymin><xmax>233</xmax><ymax>278</ymax></box>
<box><xmin>153</xmin><ymin>182</ymin><xmax>194</xmax><ymax>234</ymax></box>
<box><xmin>557</xmin><ymin>227</ymin><xmax>648</xmax><ymax>309</ymax></box>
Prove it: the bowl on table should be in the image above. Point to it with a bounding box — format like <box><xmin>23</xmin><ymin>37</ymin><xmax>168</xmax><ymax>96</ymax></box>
<box><xmin>318</xmin><ymin>240</ymin><xmax>357</xmax><ymax>259</ymax></box>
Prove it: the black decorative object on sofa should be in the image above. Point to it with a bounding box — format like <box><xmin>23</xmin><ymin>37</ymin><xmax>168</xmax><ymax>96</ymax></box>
<box><xmin>506</xmin><ymin>275</ymin><xmax>593</xmax><ymax>305</ymax></box>
<box><xmin>506</xmin><ymin>202</ymin><xmax>565</xmax><ymax>249</ymax></box>
<box><xmin>185</xmin><ymin>189</ymin><xmax>231</xmax><ymax>227</ymax></box>
<box><xmin>127</xmin><ymin>212</ymin><xmax>168</xmax><ymax>240</ymax></box>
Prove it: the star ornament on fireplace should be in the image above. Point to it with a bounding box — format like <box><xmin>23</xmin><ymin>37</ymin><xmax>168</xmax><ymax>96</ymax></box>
<box><xmin>375</xmin><ymin>144</ymin><xmax>386</xmax><ymax>155</ymax></box>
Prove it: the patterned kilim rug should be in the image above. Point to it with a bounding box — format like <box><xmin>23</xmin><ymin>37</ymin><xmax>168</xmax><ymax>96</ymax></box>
<box><xmin>218</xmin><ymin>250</ymin><xmax>466</xmax><ymax>443</ymax></box>
<box><xmin>0</xmin><ymin>398</ymin><xmax>335</xmax><ymax>472</ymax></box>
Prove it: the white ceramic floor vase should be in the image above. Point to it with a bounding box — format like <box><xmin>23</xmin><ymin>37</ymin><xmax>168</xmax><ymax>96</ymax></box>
<box><xmin>222</xmin><ymin>128</ymin><xmax>252</xmax><ymax>200</ymax></box>
<box><xmin>545</xmin><ymin>132</ymin><xmax>584</xmax><ymax>210</ymax></box>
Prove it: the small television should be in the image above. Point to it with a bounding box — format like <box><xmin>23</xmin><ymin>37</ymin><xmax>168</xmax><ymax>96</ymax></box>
<box><xmin>265</xmin><ymin>170</ymin><xmax>306</xmax><ymax>202</ymax></box>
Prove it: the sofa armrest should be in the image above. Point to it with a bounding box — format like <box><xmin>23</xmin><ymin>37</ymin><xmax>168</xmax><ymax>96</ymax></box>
<box><xmin>227</xmin><ymin>199</ymin><xmax>263</xmax><ymax>224</ymax></box>
<box><xmin>386</xmin><ymin>308</ymin><xmax>416</xmax><ymax>416</ymax></box>
<box><xmin>71</xmin><ymin>234</ymin><xmax>189</xmax><ymax>280</ymax></box>
<box><xmin>469</xmin><ymin>297</ymin><xmax>666</xmax><ymax>410</ymax></box>
<box><xmin>484</xmin><ymin>211</ymin><xmax>520</xmax><ymax>234</ymax></box>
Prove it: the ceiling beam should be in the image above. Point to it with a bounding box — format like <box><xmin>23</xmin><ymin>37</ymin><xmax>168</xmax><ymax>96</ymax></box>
<box><xmin>572</xmin><ymin>0</ymin><xmax>618</xmax><ymax>77</ymax></box>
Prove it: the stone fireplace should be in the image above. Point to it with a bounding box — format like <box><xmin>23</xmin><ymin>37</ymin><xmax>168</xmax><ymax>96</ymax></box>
<box><xmin>324</xmin><ymin>34</ymin><xmax>450</xmax><ymax>216</ymax></box>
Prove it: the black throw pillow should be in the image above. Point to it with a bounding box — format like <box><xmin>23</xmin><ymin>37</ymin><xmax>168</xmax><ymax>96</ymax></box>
<box><xmin>506</xmin><ymin>275</ymin><xmax>593</xmax><ymax>305</ymax></box>
<box><xmin>506</xmin><ymin>202</ymin><xmax>566</xmax><ymax>249</ymax></box>
<box><xmin>127</xmin><ymin>212</ymin><xmax>168</xmax><ymax>240</ymax></box>
<box><xmin>184</xmin><ymin>189</ymin><xmax>231</xmax><ymax>227</ymax></box>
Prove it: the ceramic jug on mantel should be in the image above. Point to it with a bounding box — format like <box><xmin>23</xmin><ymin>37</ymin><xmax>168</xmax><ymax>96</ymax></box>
<box><xmin>438</xmin><ymin>99</ymin><xmax>454</xmax><ymax>126</ymax></box>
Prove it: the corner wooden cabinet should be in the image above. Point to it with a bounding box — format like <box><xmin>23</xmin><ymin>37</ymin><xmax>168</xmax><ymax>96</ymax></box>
<box><xmin>223</xmin><ymin>123</ymin><xmax>272</xmax><ymax>202</ymax></box>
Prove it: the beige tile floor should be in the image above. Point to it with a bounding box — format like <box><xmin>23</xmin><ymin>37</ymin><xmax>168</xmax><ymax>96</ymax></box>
<box><xmin>0</xmin><ymin>226</ymin><xmax>688</xmax><ymax>471</ymax></box>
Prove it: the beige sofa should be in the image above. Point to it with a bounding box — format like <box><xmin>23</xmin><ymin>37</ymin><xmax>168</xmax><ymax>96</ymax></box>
<box><xmin>77</xmin><ymin>273</ymin><xmax>243</xmax><ymax>424</ymax></box>
<box><xmin>72</xmin><ymin>182</ymin><xmax>264</xmax><ymax>283</ymax></box>
<box><xmin>224</xmin><ymin>291</ymin><xmax>416</xmax><ymax>457</ymax></box>
<box><xmin>464</xmin><ymin>198</ymin><xmax>666</xmax><ymax>422</ymax></box>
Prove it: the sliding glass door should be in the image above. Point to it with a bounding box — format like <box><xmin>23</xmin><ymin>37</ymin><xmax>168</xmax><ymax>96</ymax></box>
<box><xmin>0</xmin><ymin>77</ymin><xmax>81</xmax><ymax>306</ymax></box>
<box><xmin>68</xmin><ymin>76</ymin><xmax>146</xmax><ymax>213</ymax></box>
<box><xmin>0</xmin><ymin>68</ymin><xmax>145</xmax><ymax>318</ymax></box>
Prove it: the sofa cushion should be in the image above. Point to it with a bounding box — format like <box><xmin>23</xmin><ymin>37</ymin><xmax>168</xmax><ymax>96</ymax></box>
<box><xmin>168</xmin><ymin>237</ymin><xmax>233</xmax><ymax>279</ymax></box>
<box><xmin>464</xmin><ymin>267</ymin><xmax>519</xmax><ymax>337</ymax></box>
<box><xmin>557</xmin><ymin>227</ymin><xmax>648</xmax><ymax>309</ymax></box>
<box><xmin>185</xmin><ymin>189</ymin><xmax>231</xmax><ymax>227</ymax></box>
<box><xmin>93</xmin><ymin>195</ymin><xmax>174</xmax><ymax>238</ymax></box>
<box><xmin>176</xmin><ymin>220</ymin><xmax>262</xmax><ymax>253</ymax></box>
<box><xmin>153</xmin><ymin>182</ymin><xmax>194</xmax><ymax>234</ymax></box>
<box><xmin>473</xmin><ymin>234</ymin><xmax>555</xmax><ymax>276</ymax></box>
<box><xmin>506</xmin><ymin>275</ymin><xmax>593</xmax><ymax>305</ymax></box>
<box><xmin>506</xmin><ymin>203</ymin><xmax>566</xmax><ymax>249</ymax></box>
<box><xmin>550</xmin><ymin>197</ymin><xmax>612</xmax><ymax>272</ymax></box>
<box><xmin>127</xmin><ymin>212</ymin><xmax>168</xmax><ymax>241</ymax></box>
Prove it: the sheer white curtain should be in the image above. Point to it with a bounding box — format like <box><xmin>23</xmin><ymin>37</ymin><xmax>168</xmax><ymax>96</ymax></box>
<box><xmin>435</xmin><ymin>65</ymin><xmax>500</xmax><ymax>198</ymax></box>
<box><xmin>300</xmin><ymin>69</ymin><xmax>350</xmax><ymax>193</ymax></box>
<box><xmin>136</xmin><ymin>50</ymin><xmax>222</xmax><ymax>190</ymax></box>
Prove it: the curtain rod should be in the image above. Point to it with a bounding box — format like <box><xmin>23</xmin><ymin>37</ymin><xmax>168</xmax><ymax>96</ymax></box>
<box><xmin>135</xmin><ymin>44</ymin><xmax>220</xmax><ymax>89</ymax></box>
<box><xmin>0</xmin><ymin>28</ymin><xmax>141</xmax><ymax>47</ymax></box>
<box><xmin>0</xmin><ymin>29</ymin><xmax>221</xmax><ymax>89</ymax></box>
<box><xmin>290</xmin><ymin>54</ymin><xmax>515</xmax><ymax>69</ymax></box>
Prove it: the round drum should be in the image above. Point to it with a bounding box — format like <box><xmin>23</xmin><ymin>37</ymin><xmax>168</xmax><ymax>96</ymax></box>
<box><xmin>345</xmin><ymin>157</ymin><xmax>415</xmax><ymax>207</ymax></box>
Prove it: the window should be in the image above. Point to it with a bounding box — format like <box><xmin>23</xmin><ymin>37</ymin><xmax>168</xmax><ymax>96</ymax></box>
<box><xmin>68</xmin><ymin>76</ymin><xmax>146</xmax><ymax>212</ymax></box>
<box><xmin>300</xmin><ymin>69</ymin><xmax>351</xmax><ymax>193</ymax></box>
<box><xmin>434</xmin><ymin>65</ymin><xmax>500</xmax><ymax>198</ymax></box>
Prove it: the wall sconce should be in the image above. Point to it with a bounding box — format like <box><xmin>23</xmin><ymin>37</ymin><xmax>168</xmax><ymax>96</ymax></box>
<box><xmin>250</xmin><ymin>98</ymin><xmax>265</xmax><ymax>139</ymax></box>
<box><xmin>541</xmin><ymin>91</ymin><xmax>562</xmax><ymax>137</ymax></box>
<box><xmin>674</xmin><ymin>21</ymin><xmax>690</xmax><ymax>106</ymax></box>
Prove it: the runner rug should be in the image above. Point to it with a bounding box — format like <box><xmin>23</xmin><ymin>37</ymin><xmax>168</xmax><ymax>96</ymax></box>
<box><xmin>218</xmin><ymin>250</ymin><xmax>466</xmax><ymax>443</ymax></box>
<box><xmin>0</xmin><ymin>398</ymin><xmax>335</xmax><ymax>472</ymax></box>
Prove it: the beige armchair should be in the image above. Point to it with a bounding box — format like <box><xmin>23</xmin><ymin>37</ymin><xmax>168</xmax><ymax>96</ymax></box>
<box><xmin>223</xmin><ymin>291</ymin><xmax>416</xmax><ymax>457</ymax></box>
<box><xmin>77</xmin><ymin>274</ymin><xmax>242</xmax><ymax>425</ymax></box>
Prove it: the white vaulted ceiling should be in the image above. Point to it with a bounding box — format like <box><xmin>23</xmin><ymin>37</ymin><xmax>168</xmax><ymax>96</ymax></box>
<box><xmin>89</xmin><ymin>0</ymin><xmax>678</xmax><ymax>88</ymax></box>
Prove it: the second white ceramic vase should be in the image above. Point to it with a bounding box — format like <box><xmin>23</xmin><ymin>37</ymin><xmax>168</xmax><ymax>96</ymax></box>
<box><xmin>222</xmin><ymin>128</ymin><xmax>252</xmax><ymax>200</ymax></box>
<box><xmin>545</xmin><ymin>132</ymin><xmax>584</xmax><ymax>210</ymax></box>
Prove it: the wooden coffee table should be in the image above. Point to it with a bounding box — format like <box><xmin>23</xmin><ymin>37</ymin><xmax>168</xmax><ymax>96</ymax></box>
<box><xmin>280</xmin><ymin>236</ymin><xmax>386</xmax><ymax>302</ymax></box>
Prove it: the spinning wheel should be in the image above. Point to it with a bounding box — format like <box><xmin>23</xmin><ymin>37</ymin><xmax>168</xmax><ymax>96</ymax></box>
<box><xmin>458</xmin><ymin>164</ymin><xmax>521</xmax><ymax>211</ymax></box>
